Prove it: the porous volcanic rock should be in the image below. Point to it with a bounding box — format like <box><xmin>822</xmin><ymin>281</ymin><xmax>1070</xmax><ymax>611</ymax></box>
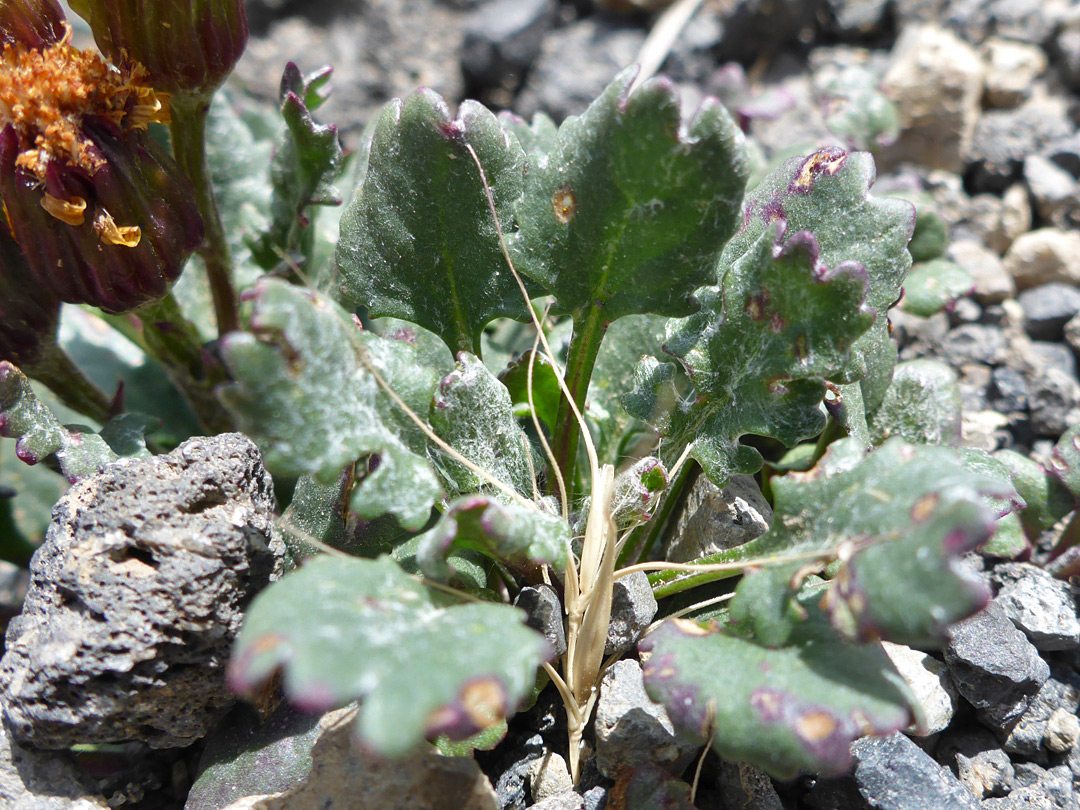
<box><xmin>0</xmin><ymin>434</ymin><xmax>282</xmax><ymax>749</ymax></box>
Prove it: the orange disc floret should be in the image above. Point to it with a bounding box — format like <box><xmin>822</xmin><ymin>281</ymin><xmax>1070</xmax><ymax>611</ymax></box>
<box><xmin>0</xmin><ymin>26</ymin><xmax>169</xmax><ymax>184</ymax></box>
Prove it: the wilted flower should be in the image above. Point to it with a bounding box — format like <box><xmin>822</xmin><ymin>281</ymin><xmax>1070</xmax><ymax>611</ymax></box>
<box><xmin>69</xmin><ymin>0</ymin><xmax>248</xmax><ymax>98</ymax></box>
<box><xmin>0</xmin><ymin>0</ymin><xmax>66</xmax><ymax>50</ymax></box>
<box><xmin>0</xmin><ymin>4</ymin><xmax>203</xmax><ymax>313</ymax></box>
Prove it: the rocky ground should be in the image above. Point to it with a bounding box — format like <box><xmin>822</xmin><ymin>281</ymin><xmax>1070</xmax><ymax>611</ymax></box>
<box><xmin>4</xmin><ymin>0</ymin><xmax>1080</xmax><ymax>808</ymax></box>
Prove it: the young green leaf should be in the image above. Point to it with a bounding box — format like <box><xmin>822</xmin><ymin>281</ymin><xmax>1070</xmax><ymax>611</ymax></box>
<box><xmin>900</xmin><ymin>259</ymin><xmax>974</xmax><ymax>317</ymax></box>
<box><xmin>218</xmin><ymin>279</ymin><xmax>442</xmax><ymax>529</ymax></box>
<box><xmin>336</xmin><ymin>89</ymin><xmax>532</xmax><ymax>356</ymax></box>
<box><xmin>955</xmin><ymin>447</ymin><xmax>1029</xmax><ymax>558</ymax></box>
<box><xmin>499</xmin><ymin>351</ymin><xmax>562</xmax><ymax>434</ymax></box>
<box><xmin>1050</xmin><ymin>424</ymin><xmax>1080</xmax><ymax>499</ymax></box>
<box><xmin>817</xmin><ymin>65</ymin><xmax>900</xmax><ymax>153</ymax></box>
<box><xmin>229</xmin><ymin>555</ymin><xmax>550</xmax><ymax>757</ymax></box>
<box><xmin>626</xmin><ymin>222</ymin><xmax>874</xmax><ymax>488</ymax></box>
<box><xmin>994</xmin><ymin>448</ymin><xmax>1075</xmax><ymax>536</ymax></box>
<box><xmin>248</xmin><ymin>63</ymin><xmax>344</xmax><ymax>271</ymax></box>
<box><xmin>588</xmin><ymin>313</ymin><xmax>669</xmax><ymax>464</ymax></box>
<box><xmin>497</xmin><ymin>110</ymin><xmax>558</xmax><ymax>158</ymax></box>
<box><xmin>511</xmin><ymin>68</ymin><xmax>749</xmax><ymax>323</ymax></box>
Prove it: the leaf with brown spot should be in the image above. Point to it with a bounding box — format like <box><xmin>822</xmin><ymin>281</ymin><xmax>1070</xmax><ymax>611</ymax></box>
<box><xmin>726</xmin><ymin>148</ymin><xmax>915</xmax><ymax>415</ymax></box>
<box><xmin>641</xmin><ymin>593</ymin><xmax>916</xmax><ymax>779</ymax></box>
<box><xmin>335</xmin><ymin>88</ymin><xmax>533</xmax><ymax>356</ymax></box>
<box><xmin>510</xmin><ymin>67</ymin><xmax>748</xmax><ymax>323</ymax></box>
<box><xmin>625</xmin><ymin>221</ymin><xmax>874</xmax><ymax>488</ymax></box>
<box><xmin>218</xmin><ymin>279</ymin><xmax>444</xmax><ymax>530</ymax></box>
<box><xmin>230</xmin><ymin>555</ymin><xmax>550</xmax><ymax>757</ymax></box>
<box><xmin>649</xmin><ymin>438</ymin><xmax>1016</xmax><ymax>647</ymax></box>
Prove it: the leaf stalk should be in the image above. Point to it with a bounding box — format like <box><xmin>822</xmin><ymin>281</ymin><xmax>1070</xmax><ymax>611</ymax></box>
<box><xmin>169</xmin><ymin>94</ymin><xmax>240</xmax><ymax>337</ymax></box>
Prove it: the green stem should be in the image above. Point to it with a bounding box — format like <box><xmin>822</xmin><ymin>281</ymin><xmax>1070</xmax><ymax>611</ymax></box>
<box><xmin>617</xmin><ymin>457</ymin><xmax>699</xmax><ymax>568</ymax></box>
<box><xmin>648</xmin><ymin>547</ymin><xmax>750</xmax><ymax>600</ymax></box>
<box><xmin>548</xmin><ymin>307</ymin><xmax>608</xmax><ymax>499</ymax></box>
<box><xmin>134</xmin><ymin>294</ymin><xmax>233</xmax><ymax>435</ymax></box>
<box><xmin>169</xmin><ymin>94</ymin><xmax>240</xmax><ymax>337</ymax></box>
<box><xmin>809</xmin><ymin>415</ymin><xmax>845</xmax><ymax>467</ymax></box>
<box><xmin>24</xmin><ymin>340</ymin><xmax>113</xmax><ymax>425</ymax></box>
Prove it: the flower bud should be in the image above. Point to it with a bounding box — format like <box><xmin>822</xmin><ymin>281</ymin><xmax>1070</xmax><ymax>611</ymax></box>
<box><xmin>68</xmin><ymin>0</ymin><xmax>247</xmax><ymax>97</ymax></box>
<box><xmin>0</xmin><ymin>216</ymin><xmax>60</xmax><ymax>366</ymax></box>
<box><xmin>0</xmin><ymin>15</ymin><xmax>204</xmax><ymax>313</ymax></box>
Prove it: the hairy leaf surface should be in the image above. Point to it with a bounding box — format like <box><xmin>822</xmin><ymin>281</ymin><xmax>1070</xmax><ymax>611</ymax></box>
<box><xmin>626</xmin><ymin>223</ymin><xmax>874</xmax><ymax>487</ymax></box>
<box><xmin>900</xmin><ymin>259</ymin><xmax>973</xmax><ymax>317</ymax></box>
<box><xmin>650</xmin><ymin>439</ymin><xmax>1011</xmax><ymax>646</ymax></box>
<box><xmin>727</xmin><ymin>148</ymin><xmax>915</xmax><ymax>413</ymax></box>
<box><xmin>641</xmin><ymin>613</ymin><xmax>914</xmax><ymax>778</ymax></box>
<box><xmin>589</xmin><ymin>313</ymin><xmax>668</xmax><ymax>464</ymax></box>
<box><xmin>230</xmin><ymin>555</ymin><xmax>550</xmax><ymax>757</ymax></box>
<box><xmin>867</xmin><ymin>359</ymin><xmax>962</xmax><ymax>447</ymax></box>
<box><xmin>430</xmin><ymin>352</ymin><xmax>536</xmax><ymax>498</ymax></box>
<box><xmin>249</xmin><ymin>63</ymin><xmax>344</xmax><ymax>270</ymax></box>
<box><xmin>336</xmin><ymin>89</ymin><xmax>531</xmax><ymax>355</ymax></box>
<box><xmin>218</xmin><ymin>279</ymin><xmax>442</xmax><ymax>529</ymax></box>
<box><xmin>511</xmin><ymin>68</ymin><xmax>748</xmax><ymax>323</ymax></box>
<box><xmin>0</xmin><ymin>362</ymin><xmax>116</xmax><ymax>481</ymax></box>
<box><xmin>417</xmin><ymin>495</ymin><xmax>569</xmax><ymax>580</ymax></box>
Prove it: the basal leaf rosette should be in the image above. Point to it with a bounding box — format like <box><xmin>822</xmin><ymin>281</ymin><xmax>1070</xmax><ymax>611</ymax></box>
<box><xmin>724</xmin><ymin>148</ymin><xmax>915</xmax><ymax>413</ymax></box>
<box><xmin>229</xmin><ymin>555</ymin><xmax>551</xmax><ymax>757</ymax></box>
<box><xmin>626</xmin><ymin>222</ymin><xmax>874</xmax><ymax>487</ymax></box>
<box><xmin>0</xmin><ymin>9</ymin><xmax>203</xmax><ymax>313</ymax></box>
<box><xmin>511</xmin><ymin>67</ymin><xmax>749</xmax><ymax>323</ymax></box>
<box><xmin>69</xmin><ymin>0</ymin><xmax>247</xmax><ymax>97</ymax></box>
<box><xmin>336</xmin><ymin>88</ymin><xmax>532</xmax><ymax>356</ymax></box>
<box><xmin>218</xmin><ymin>279</ymin><xmax>443</xmax><ymax>530</ymax></box>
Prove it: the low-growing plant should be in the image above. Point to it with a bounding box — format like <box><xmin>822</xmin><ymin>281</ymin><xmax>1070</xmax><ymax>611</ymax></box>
<box><xmin>4</xmin><ymin>0</ymin><xmax>1077</xmax><ymax>796</ymax></box>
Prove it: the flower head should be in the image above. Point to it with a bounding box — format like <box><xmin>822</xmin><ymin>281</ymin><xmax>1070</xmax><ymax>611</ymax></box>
<box><xmin>0</xmin><ymin>5</ymin><xmax>203</xmax><ymax>313</ymax></box>
<box><xmin>69</xmin><ymin>0</ymin><xmax>248</xmax><ymax>97</ymax></box>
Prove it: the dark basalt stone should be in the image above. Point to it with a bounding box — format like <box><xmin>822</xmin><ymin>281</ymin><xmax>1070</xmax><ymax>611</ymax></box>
<box><xmin>0</xmin><ymin>434</ymin><xmax>282</xmax><ymax>749</ymax></box>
